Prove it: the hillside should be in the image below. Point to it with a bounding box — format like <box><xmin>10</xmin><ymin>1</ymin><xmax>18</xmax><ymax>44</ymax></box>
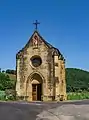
<box><xmin>66</xmin><ymin>68</ymin><xmax>89</xmax><ymax>92</ymax></box>
<box><xmin>6</xmin><ymin>73</ymin><xmax>16</xmax><ymax>81</ymax></box>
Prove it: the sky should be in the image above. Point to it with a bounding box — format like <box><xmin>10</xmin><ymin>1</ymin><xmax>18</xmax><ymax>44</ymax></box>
<box><xmin>0</xmin><ymin>0</ymin><xmax>89</xmax><ymax>71</ymax></box>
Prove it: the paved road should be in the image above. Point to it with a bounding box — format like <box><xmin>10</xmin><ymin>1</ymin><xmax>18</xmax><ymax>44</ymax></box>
<box><xmin>0</xmin><ymin>100</ymin><xmax>89</xmax><ymax>120</ymax></box>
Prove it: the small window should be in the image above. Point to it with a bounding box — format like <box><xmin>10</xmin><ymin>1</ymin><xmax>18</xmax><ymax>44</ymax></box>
<box><xmin>55</xmin><ymin>63</ymin><xmax>58</xmax><ymax>67</ymax></box>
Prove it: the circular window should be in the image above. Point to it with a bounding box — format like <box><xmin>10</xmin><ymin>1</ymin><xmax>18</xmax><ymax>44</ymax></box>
<box><xmin>30</xmin><ymin>56</ymin><xmax>42</xmax><ymax>67</ymax></box>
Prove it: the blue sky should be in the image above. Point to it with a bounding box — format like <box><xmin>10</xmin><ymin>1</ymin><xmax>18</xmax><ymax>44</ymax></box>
<box><xmin>0</xmin><ymin>0</ymin><xmax>89</xmax><ymax>71</ymax></box>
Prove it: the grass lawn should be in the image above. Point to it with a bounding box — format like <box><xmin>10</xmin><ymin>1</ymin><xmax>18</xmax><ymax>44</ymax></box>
<box><xmin>67</xmin><ymin>92</ymin><xmax>89</xmax><ymax>100</ymax></box>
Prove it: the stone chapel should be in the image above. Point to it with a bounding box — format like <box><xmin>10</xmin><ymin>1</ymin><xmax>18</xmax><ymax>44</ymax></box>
<box><xmin>16</xmin><ymin>26</ymin><xmax>67</xmax><ymax>101</ymax></box>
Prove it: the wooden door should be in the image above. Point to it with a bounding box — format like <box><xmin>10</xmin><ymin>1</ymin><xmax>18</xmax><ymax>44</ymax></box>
<box><xmin>37</xmin><ymin>84</ymin><xmax>42</xmax><ymax>101</ymax></box>
<box><xmin>32</xmin><ymin>84</ymin><xmax>37</xmax><ymax>101</ymax></box>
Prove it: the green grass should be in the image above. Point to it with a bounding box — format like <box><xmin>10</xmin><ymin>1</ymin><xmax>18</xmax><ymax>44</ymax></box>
<box><xmin>0</xmin><ymin>91</ymin><xmax>6</xmax><ymax>100</ymax></box>
<box><xmin>67</xmin><ymin>92</ymin><xmax>89</xmax><ymax>100</ymax></box>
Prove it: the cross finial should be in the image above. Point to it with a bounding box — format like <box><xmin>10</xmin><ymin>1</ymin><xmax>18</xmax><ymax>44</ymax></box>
<box><xmin>33</xmin><ymin>20</ymin><xmax>40</xmax><ymax>30</ymax></box>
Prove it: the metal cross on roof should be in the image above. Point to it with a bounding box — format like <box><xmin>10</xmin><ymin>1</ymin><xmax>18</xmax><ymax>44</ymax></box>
<box><xmin>33</xmin><ymin>20</ymin><xmax>40</xmax><ymax>30</ymax></box>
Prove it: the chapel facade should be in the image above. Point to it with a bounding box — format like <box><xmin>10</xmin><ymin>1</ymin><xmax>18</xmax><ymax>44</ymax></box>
<box><xmin>16</xmin><ymin>30</ymin><xmax>67</xmax><ymax>101</ymax></box>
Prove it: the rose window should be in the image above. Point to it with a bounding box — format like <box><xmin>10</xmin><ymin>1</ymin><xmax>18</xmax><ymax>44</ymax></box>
<box><xmin>30</xmin><ymin>56</ymin><xmax>42</xmax><ymax>67</ymax></box>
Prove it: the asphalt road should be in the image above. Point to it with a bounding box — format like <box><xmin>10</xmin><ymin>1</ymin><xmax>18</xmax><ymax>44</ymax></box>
<box><xmin>0</xmin><ymin>100</ymin><xmax>89</xmax><ymax>120</ymax></box>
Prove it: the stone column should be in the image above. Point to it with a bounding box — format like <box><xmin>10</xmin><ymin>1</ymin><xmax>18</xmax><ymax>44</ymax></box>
<box><xmin>27</xmin><ymin>83</ymin><xmax>32</xmax><ymax>101</ymax></box>
<box><xmin>61</xmin><ymin>60</ymin><xmax>67</xmax><ymax>100</ymax></box>
<box><xmin>54</xmin><ymin>56</ymin><xmax>60</xmax><ymax>101</ymax></box>
<box><xmin>16</xmin><ymin>58</ymin><xmax>21</xmax><ymax>97</ymax></box>
<box><xmin>59</xmin><ymin>59</ymin><xmax>67</xmax><ymax>101</ymax></box>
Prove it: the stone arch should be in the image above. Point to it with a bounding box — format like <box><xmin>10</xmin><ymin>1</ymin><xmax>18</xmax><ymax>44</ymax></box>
<box><xmin>26</xmin><ymin>71</ymin><xmax>45</xmax><ymax>84</ymax></box>
<box><xmin>26</xmin><ymin>71</ymin><xmax>45</xmax><ymax>101</ymax></box>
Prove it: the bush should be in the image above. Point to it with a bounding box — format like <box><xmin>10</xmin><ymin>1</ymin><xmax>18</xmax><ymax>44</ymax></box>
<box><xmin>0</xmin><ymin>91</ymin><xmax>6</xmax><ymax>100</ymax></box>
<box><xmin>67</xmin><ymin>92</ymin><xmax>89</xmax><ymax>100</ymax></box>
<box><xmin>5</xmin><ymin>89</ymin><xmax>16</xmax><ymax>101</ymax></box>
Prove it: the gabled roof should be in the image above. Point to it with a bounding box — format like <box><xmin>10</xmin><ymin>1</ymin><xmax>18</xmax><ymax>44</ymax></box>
<box><xmin>16</xmin><ymin>30</ymin><xmax>65</xmax><ymax>60</ymax></box>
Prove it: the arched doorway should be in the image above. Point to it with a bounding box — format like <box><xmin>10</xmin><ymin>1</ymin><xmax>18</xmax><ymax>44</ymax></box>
<box><xmin>27</xmin><ymin>73</ymin><xmax>43</xmax><ymax>101</ymax></box>
<box><xmin>31</xmin><ymin>73</ymin><xmax>42</xmax><ymax>101</ymax></box>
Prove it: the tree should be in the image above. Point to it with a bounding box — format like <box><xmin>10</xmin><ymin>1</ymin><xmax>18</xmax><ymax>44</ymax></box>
<box><xmin>2</xmin><ymin>70</ymin><xmax>5</xmax><ymax>73</ymax></box>
<box><xmin>6</xmin><ymin>69</ymin><xmax>16</xmax><ymax>75</ymax></box>
<box><xmin>0</xmin><ymin>73</ymin><xmax>15</xmax><ymax>91</ymax></box>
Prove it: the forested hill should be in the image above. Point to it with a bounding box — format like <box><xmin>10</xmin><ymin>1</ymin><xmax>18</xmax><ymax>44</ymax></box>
<box><xmin>66</xmin><ymin>68</ymin><xmax>89</xmax><ymax>92</ymax></box>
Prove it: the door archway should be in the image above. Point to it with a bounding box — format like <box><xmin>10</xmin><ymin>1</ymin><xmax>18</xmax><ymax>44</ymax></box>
<box><xmin>26</xmin><ymin>73</ymin><xmax>43</xmax><ymax>101</ymax></box>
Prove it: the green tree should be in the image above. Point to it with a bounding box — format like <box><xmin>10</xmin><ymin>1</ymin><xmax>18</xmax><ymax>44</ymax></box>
<box><xmin>0</xmin><ymin>73</ymin><xmax>15</xmax><ymax>90</ymax></box>
<box><xmin>6</xmin><ymin>69</ymin><xmax>16</xmax><ymax>75</ymax></box>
